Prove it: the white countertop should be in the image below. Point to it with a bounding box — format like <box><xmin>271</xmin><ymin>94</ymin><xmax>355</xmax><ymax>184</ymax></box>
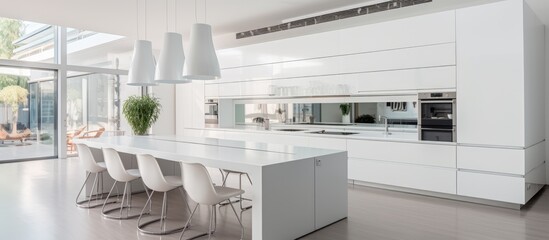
<box><xmin>75</xmin><ymin>135</ymin><xmax>344</xmax><ymax>168</ymax></box>
<box><xmin>198</xmin><ymin>125</ymin><xmax>456</xmax><ymax>146</ymax></box>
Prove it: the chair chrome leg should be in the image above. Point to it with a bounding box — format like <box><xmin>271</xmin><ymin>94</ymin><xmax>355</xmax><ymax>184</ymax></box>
<box><xmin>180</xmin><ymin>203</ymin><xmax>208</xmax><ymax>240</ymax></box>
<box><xmin>239</xmin><ymin>173</ymin><xmax>252</xmax><ymax>211</ymax></box>
<box><xmin>142</xmin><ymin>182</ymin><xmax>152</xmax><ymax>213</ymax></box>
<box><xmin>138</xmin><ymin>190</ymin><xmax>185</xmax><ymax>235</ymax></box>
<box><xmin>212</xmin><ymin>204</ymin><xmax>217</xmax><ymax>233</ymax></box>
<box><xmin>220</xmin><ymin>172</ymin><xmax>252</xmax><ymax>211</ymax></box>
<box><xmin>138</xmin><ymin>190</ymin><xmax>155</xmax><ymax>229</ymax></box>
<box><xmin>160</xmin><ymin>192</ymin><xmax>168</xmax><ymax>232</ymax></box>
<box><xmin>102</xmin><ymin>181</ymin><xmax>144</xmax><ymax>219</ymax></box>
<box><xmin>75</xmin><ymin>172</ymin><xmax>91</xmax><ymax>206</ymax></box>
<box><xmin>219</xmin><ymin>169</ymin><xmax>226</xmax><ymax>185</ymax></box>
<box><xmin>88</xmin><ymin>172</ymin><xmax>99</xmax><ymax>207</ymax></box>
<box><xmin>229</xmin><ymin>201</ymin><xmax>245</xmax><ymax>240</ymax></box>
<box><xmin>76</xmin><ymin>172</ymin><xmax>111</xmax><ymax>208</ymax></box>
<box><xmin>178</xmin><ymin>187</ymin><xmax>193</xmax><ymax>214</ymax></box>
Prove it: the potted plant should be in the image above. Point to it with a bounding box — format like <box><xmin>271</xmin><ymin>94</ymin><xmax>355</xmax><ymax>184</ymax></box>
<box><xmin>122</xmin><ymin>95</ymin><xmax>161</xmax><ymax>135</ymax></box>
<box><xmin>339</xmin><ymin>103</ymin><xmax>351</xmax><ymax>124</ymax></box>
<box><xmin>0</xmin><ymin>85</ymin><xmax>29</xmax><ymax>134</ymax></box>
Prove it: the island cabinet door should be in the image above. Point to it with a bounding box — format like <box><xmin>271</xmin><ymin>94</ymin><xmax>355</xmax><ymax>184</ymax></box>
<box><xmin>314</xmin><ymin>152</ymin><xmax>348</xmax><ymax>229</ymax></box>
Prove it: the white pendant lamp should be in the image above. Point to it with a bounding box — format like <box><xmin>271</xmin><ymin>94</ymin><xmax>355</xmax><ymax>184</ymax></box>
<box><xmin>184</xmin><ymin>0</ymin><xmax>221</xmax><ymax>80</ymax></box>
<box><xmin>127</xmin><ymin>0</ymin><xmax>157</xmax><ymax>86</ymax></box>
<box><xmin>155</xmin><ymin>0</ymin><xmax>190</xmax><ymax>84</ymax></box>
<box><xmin>155</xmin><ymin>33</ymin><xmax>189</xmax><ymax>84</ymax></box>
<box><xmin>128</xmin><ymin>40</ymin><xmax>156</xmax><ymax>86</ymax></box>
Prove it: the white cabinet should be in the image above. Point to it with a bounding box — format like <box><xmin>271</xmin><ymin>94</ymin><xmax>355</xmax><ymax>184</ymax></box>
<box><xmin>240</xmin><ymin>81</ymin><xmax>273</xmax><ymax>97</ymax></box>
<box><xmin>349</xmin><ymin>158</ymin><xmax>456</xmax><ymax>194</ymax></box>
<box><xmin>340</xmin><ymin>43</ymin><xmax>455</xmax><ymax>75</ymax></box>
<box><xmin>346</xmin><ymin>139</ymin><xmax>457</xmax><ymax>195</ymax></box>
<box><xmin>209</xmin><ymin>10</ymin><xmax>458</xmax><ymax>100</ymax></box>
<box><xmin>219</xmin><ymin>64</ymin><xmax>273</xmax><ymax>83</ymax></box>
<box><xmin>457</xmin><ymin>163</ymin><xmax>546</xmax><ymax>205</ymax></box>
<box><xmin>350</xmin><ymin>66</ymin><xmax>456</xmax><ymax>94</ymax></box>
<box><xmin>339</xmin><ymin>10</ymin><xmax>455</xmax><ymax>55</ymax></box>
<box><xmin>457</xmin><ymin>171</ymin><xmax>525</xmax><ymax>204</ymax></box>
<box><xmin>204</xmin><ymin>84</ymin><xmax>219</xmax><ymax>98</ymax></box>
<box><xmin>218</xmin><ymin>82</ymin><xmax>241</xmax><ymax>98</ymax></box>
<box><xmin>347</xmin><ymin>140</ymin><xmax>456</xmax><ymax>168</ymax></box>
<box><xmin>456</xmin><ymin>0</ymin><xmax>544</xmax><ymax>147</ymax></box>
<box><xmin>314</xmin><ymin>153</ymin><xmax>348</xmax><ymax>229</ymax></box>
<box><xmin>457</xmin><ymin>146</ymin><xmax>526</xmax><ymax>175</ymax></box>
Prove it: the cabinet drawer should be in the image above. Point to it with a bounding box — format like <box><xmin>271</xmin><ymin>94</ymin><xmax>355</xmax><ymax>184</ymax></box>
<box><xmin>457</xmin><ymin>146</ymin><xmax>525</xmax><ymax>175</ymax></box>
<box><xmin>347</xmin><ymin>140</ymin><xmax>456</xmax><ymax>168</ymax></box>
<box><xmin>349</xmin><ymin>158</ymin><xmax>456</xmax><ymax>194</ymax></box>
<box><xmin>457</xmin><ymin>171</ymin><xmax>525</xmax><ymax>204</ymax></box>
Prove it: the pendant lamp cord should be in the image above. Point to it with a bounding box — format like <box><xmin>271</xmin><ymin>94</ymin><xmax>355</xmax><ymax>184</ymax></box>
<box><xmin>144</xmin><ymin>0</ymin><xmax>148</xmax><ymax>40</ymax></box>
<box><xmin>205</xmin><ymin>0</ymin><xmax>207</xmax><ymax>24</ymax></box>
<box><xmin>175</xmin><ymin>0</ymin><xmax>177</xmax><ymax>33</ymax></box>
<box><xmin>165</xmin><ymin>0</ymin><xmax>168</xmax><ymax>32</ymax></box>
<box><xmin>136</xmin><ymin>0</ymin><xmax>139</xmax><ymax>39</ymax></box>
<box><xmin>195</xmin><ymin>0</ymin><xmax>198</xmax><ymax>22</ymax></box>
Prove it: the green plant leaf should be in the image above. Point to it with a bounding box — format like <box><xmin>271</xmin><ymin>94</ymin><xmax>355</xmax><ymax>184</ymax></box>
<box><xmin>122</xmin><ymin>95</ymin><xmax>161</xmax><ymax>135</ymax></box>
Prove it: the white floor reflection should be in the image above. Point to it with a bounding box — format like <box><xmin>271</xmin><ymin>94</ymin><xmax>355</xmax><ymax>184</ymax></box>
<box><xmin>0</xmin><ymin>141</ymin><xmax>55</xmax><ymax>161</ymax></box>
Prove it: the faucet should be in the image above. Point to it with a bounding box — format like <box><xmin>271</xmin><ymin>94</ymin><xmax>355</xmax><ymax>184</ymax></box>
<box><xmin>379</xmin><ymin>116</ymin><xmax>390</xmax><ymax>135</ymax></box>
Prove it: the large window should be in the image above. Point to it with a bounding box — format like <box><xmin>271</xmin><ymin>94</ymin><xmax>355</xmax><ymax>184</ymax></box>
<box><xmin>0</xmin><ymin>67</ymin><xmax>57</xmax><ymax>161</ymax></box>
<box><xmin>0</xmin><ymin>16</ymin><xmax>128</xmax><ymax>162</ymax></box>
<box><xmin>66</xmin><ymin>72</ymin><xmax>121</xmax><ymax>155</ymax></box>
<box><xmin>66</xmin><ymin>28</ymin><xmax>127</xmax><ymax>69</ymax></box>
<box><xmin>0</xmin><ymin>17</ymin><xmax>56</xmax><ymax>63</ymax></box>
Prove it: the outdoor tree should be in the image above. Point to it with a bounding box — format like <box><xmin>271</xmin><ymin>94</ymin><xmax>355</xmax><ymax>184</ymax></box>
<box><xmin>0</xmin><ymin>18</ymin><xmax>23</xmax><ymax>59</ymax></box>
<box><xmin>0</xmin><ymin>85</ymin><xmax>29</xmax><ymax>134</ymax></box>
<box><xmin>0</xmin><ymin>18</ymin><xmax>27</xmax><ymax>90</ymax></box>
<box><xmin>0</xmin><ymin>18</ymin><xmax>28</xmax><ymax>129</ymax></box>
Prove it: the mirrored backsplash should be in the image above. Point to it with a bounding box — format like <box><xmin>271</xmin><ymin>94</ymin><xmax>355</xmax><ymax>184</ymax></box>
<box><xmin>235</xmin><ymin>101</ymin><xmax>418</xmax><ymax>128</ymax></box>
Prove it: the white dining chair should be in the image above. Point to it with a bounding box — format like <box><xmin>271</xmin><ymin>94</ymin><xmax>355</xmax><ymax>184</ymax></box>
<box><xmin>75</xmin><ymin>143</ymin><xmax>114</xmax><ymax>208</ymax></box>
<box><xmin>136</xmin><ymin>154</ymin><xmax>192</xmax><ymax>235</ymax></box>
<box><xmin>219</xmin><ymin>169</ymin><xmax>253</xmax><ymax>211</ymax></box>
<box><xmin>180</xmin><ymin>162</ymin><xmax>245</xmax><ymax>240</ymax></box>
<box><xmin>101</xmin><ymin>148</ymin><xmax>151</xmax><ymax>219</ymax></box>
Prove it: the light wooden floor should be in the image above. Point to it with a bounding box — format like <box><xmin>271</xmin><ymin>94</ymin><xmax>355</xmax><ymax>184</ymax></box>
<box><xmin>0</xmin><ymin>158</ymin><xmax>549</xmax><ymax>240</ymax></box>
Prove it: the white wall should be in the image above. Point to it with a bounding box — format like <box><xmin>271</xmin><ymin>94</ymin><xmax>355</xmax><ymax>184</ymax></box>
<box><xmin>151</xmin><ymin>84</ymin><xmax>176</xmax><ymax>135</ymax></box>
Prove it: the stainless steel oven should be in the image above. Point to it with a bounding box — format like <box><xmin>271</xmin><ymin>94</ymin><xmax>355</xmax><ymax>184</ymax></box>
<box><xmin>418</xmin><ymin>92</ymin><xmax>456</xmax><ymax>142</ymax></box>
<box><xmin>205</xmin><ymin>99</ymin><xmax>218</xmax><ymax>128</ymax></box>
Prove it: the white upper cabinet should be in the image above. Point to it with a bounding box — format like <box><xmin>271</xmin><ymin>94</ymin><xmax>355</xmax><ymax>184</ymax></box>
<box><xmin>211</xmin><ymin>10</ymin><xmax>458</xmax><ymax>98</ymax></box>
<box><xmin>456</xmin><ymin>0</ymin><xmax>526</xmax><ymax>147</ymax></box>
<box><xmin>339</xmin><ymin>10</ymin><xmax>455</xmax><ymax>55</ymax></box>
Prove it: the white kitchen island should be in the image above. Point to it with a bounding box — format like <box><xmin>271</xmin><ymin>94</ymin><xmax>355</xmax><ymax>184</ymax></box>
<box><xmin>76</xmin><ymin>135</ymin><xmax>348</xmax><ymax>240</ymax></box>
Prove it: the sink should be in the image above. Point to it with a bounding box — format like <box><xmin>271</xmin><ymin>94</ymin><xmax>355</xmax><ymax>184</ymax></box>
<box><xmin>308</xmin><ymin>130</ymin><xmax>359</xmax><ymax>135</ymax></box>
<box><xmin>274</xmin><ymin>129</ymin><xmax>307</xmax><ymax>132</ymax></box>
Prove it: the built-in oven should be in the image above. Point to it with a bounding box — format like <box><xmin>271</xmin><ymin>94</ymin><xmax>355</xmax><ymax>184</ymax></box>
<box><xmin>205</xmin><ymin>99</ymin><xmax>219</xmax><ymax>128</ymax></box>
<box><xmin>418</xmin><ymin>92</ymin><xmax>456</xmax><ymax>142</ymax></box>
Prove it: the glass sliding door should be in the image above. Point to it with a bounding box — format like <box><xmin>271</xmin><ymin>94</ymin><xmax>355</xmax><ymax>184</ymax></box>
<box><xmin>0</xmin><ymin>66</ymin><xmax>57</xmax><ymax>162</ymax></box>
<box><xmin>66</xmin><ymin>72</ymin><xmax>121</xmax><ymax>155</ymax></box>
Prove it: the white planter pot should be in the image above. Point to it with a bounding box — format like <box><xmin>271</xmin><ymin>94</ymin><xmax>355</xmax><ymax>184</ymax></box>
<box><xmin>342</xmin><ymin>114</ymin><xmax>351</xmax><ymax>124</ymax></box>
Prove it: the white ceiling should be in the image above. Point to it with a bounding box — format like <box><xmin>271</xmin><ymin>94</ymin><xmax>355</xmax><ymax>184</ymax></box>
<box><xmin>0</xmin><ymin>0</ymin><xmax>378</xmax><ymax>41</ymax></box>
<box><xmin>0</xmin><ymin>0</ymin><xmax>547</xmax><ymax>53</ymax></box>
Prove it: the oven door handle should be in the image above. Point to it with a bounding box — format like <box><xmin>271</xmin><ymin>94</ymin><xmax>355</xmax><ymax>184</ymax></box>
<box><xmin>420</xmin><ymin>128</ymin><xmax>455</xmax><ymax>131</ymax></box>
<box><xmin>419</xmin><ymin>100</ymin><xmax>456</xmax><ymax>104</ymax></box>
